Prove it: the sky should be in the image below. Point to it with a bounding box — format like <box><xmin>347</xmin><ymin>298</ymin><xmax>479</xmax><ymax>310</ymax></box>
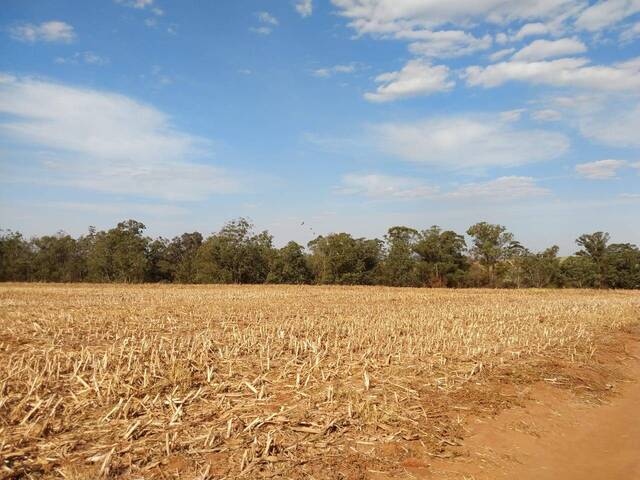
<box><xmin>1</xmin><ymin>0</ymin><xmax>639</xmax><ymax>253</ymax></box>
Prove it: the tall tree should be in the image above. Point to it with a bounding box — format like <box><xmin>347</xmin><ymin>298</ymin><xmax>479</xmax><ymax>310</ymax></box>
<box><xmin>575</xmin><ymin>232</ymin><xmax>610</xmax><ymax>288</ymax></box>
<box><xmin>413</xmin><ymin>226</ymin><xmax>468</xmax><ymax>287</ymax></box>
<box><xmin>87</xmin><ymin>220</ymin><xmax>148</xmax><ymax>283</ymax></box>
<box><xmin>466</xmin><ymin>222</ymin><xmax>516</xmax><ymax>287</ymax></box>
<box><xmin>380</xmin><ymin>226</ymin><xmax>419</xmax><ymax>287</ymax></box>
<box><xmin>32</xmin><ymin>232</ymin><xmax>86</xmax><ymax>282</ymax></box>
<box><xmin>0</xmin><ymin>230</ymin><xmax>33</xmax><ymax>281</ymax></box>
<box><xmin>308</xmin><ymin>233</ymin><xmax>382</xmax><ymax>285</ymax></box>
<box><xmin>194</xmin><ymin>218</ymin><xmax>274</xmax><ymax>284</ymax></box>
<box><xmin>267</xmin><ymin>241</ymin><xmax>312</xmax><ymax>284</ymax></box>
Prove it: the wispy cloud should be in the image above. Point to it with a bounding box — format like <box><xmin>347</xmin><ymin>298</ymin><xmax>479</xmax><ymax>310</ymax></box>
<box><xmin>250</xmin><ymin>11</ymin><xmax>279</xmax><ymax>35</ymax></box>
<box><xmin>372</xmin><ymin>115</ymin><xmax>569</xmax><ymax>169</ymax></box>
<box><xmin>54</xmin><ymin>52</ymin><xmax>109</xmax><ymax>66</ymax></box>
<box><xmin>575</xmin><ymin>159</ymin><xmax>628</xmax><ymax>179</ymax></box>
<box><xmin>0</xmin><ymin>74</ymin><xmax>241</xmax><ymax>201</ymax></box>
<box><xmin>9</xmin><ymin>21</ymin><xmax>75</xmax><ymax>43</ymax></box>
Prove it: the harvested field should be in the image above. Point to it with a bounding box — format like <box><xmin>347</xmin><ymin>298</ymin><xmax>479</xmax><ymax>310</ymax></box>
<box><xmin>1</xmin><ymin>284</ymin><xmax>639</xmax><ymax>479</ymax></box>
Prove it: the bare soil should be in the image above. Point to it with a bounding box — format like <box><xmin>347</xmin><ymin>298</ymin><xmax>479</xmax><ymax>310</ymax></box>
<box><xmin>402</xmin><ymin>331</ymin><xmax>640</xmax><ymax>480</ymax></box>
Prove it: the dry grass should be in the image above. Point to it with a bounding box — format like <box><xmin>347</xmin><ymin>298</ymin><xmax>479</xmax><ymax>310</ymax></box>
<box><xmin>1</xmin><ymin>284</ymin><xmax>639</xmax><ymax>479</ymax></box>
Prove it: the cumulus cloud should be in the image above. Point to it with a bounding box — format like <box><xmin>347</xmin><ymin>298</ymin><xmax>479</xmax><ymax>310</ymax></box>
<box><xmin>0</xmin><ymin>74</ymin><xmax>240</xmax><ymax>201</ymax></box>
<box><xmin>402</xmin><ymin>30</ymin><xmax>492</xmax><ymax>58</ymax></box>
<box><xmin>575</xmin><ymin>0</ymin><xmax>640</xmax><ymax>31</ymax></box>
<box><xmin>511</xmin><ymin>38</ymin><xmax>587</xmax><ymax>61</ymax></box>
<box><xmin>575</xmin><ymin>159</ymin><xmax>628</xmax><ymax>179</ymax></box>
<box><xmin>465</xmin><ymin>56</ymin><xmax>640</xmax><ymax>92</ymax></box>
<box><xmin>336</xmin><ymin>174</ymin><xmax>439</xmax><ymax>199</ymax></box>
<box><xmin>364</xmin><ymin>59</ymin><xmax>454</xmax><ymax>102</ymax></box>
<box><xmin>331</xmin><ymin>0</ymin><xmax>581</xmax><ymax>34</ymax></box>
<box><xmin>9</xmin><ymin>21</ymin><xmax>75</xmax><ymax>43</ymax></box>
<box><xmin>373</xmin><ymin>115</ymin><xmax>570</xmax><ymax>169</ymax></box>
<box><xmin>295</xmin><ymin>0</ymin><xmax>313</xmax><ymax>18</ymax></box>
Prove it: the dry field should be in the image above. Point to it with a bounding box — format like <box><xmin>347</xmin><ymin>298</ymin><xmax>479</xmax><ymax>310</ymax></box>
<box><xmin>1</xmin><ymin>284</ymin><xmax>639</xmax><ymax>479</ymax></box>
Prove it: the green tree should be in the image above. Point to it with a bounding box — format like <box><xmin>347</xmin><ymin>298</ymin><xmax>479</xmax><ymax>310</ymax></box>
<box><xmin>194</xmin><ymin>218</ymin><xmax>274</xmax><ymax>284</ymax></box>
<box><xmin>466</xmin><ymin>222</ymin><xmax>516</xmax><ymax>287</ymax></box>
<box><xmin>380</xmin><ymin>226</ymin><xmax>419</xmax><ymax>287</ymax></box>
<box><xmin>604</xmin><ymin>243</ymin><xmax>640</xmax><ymax>289</ymax></box>
<box><xmin>307</xmin><ymin>233</ymin><xmax>382</xmax><ymax>285</ymax></box>
<box><xmin>267</xmin><ymin>241</ymin><xmax>312</xmax><ymax>284</ymax></box>
<box><xmin>413</xmin><ymin>226</ymin><xmax>468</xmax><ymax>287</ymax></box>
<box><xmin>575</xmin><ymin>232</ymin><xmax>610</xmax><ymax>288</ymax></box>
<box><xmin>31</xmin><ymin>232</ymin><xmax>86</xmax><ymax>282</ymax></box>
<box><xmin>0</xmin><ymin>230</ymin><xmax>33</xmax><ymax>281</ymax></box>
<box><xmin>87</xmin><ymin>220</ymin><xmax>149</xmax><ymax>283</ymax></box>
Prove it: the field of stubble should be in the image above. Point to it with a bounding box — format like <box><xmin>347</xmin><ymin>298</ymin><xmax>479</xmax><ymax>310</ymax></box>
<box><xmin>1</xmin><ymin>284</ymin><xmax>639</xmax><ymax>479</ymax></box>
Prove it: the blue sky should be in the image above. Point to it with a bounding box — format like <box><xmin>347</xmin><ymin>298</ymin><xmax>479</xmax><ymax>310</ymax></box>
<box><xmin>1</xmin><ymin>0</ymin><xmax>639</xmax><ymax>253</ymax></box>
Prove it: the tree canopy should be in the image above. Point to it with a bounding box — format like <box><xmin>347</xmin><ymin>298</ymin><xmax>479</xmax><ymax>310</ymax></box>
<box><xmin>1</xmin><ymin>220</ymin><xmax>638</xmax><ymax>289</ymax></box>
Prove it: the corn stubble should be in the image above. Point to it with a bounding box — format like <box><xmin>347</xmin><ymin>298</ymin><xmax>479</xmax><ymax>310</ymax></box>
<box><xmin>1</xmin><ymin>284</ymin><xmax>638</xmax><ymax>479</ymax></box>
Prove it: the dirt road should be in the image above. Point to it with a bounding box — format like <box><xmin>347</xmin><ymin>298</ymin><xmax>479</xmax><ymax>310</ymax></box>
<box><xmin>428</xmin><ymin>341</ymin><xmax>640</xmax><ymax>480</ymax></box>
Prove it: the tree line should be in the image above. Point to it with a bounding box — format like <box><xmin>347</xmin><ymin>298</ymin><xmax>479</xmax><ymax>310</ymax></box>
<box><xmin>1</xmin><ymin>218</ymin><xmax>638</xmax><ymax>289</ymax></box>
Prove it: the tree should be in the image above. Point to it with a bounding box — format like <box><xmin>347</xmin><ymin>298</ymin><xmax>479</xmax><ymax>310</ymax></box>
<box><xmin>380</xmin><ymin>226</ymin><xmax>419</xmax><ymax>287</ymax></box>
<box><xmin>267</xmin><ymin>241</ymin><xmax>312</xmax><ymax>284</ymax></box>
<box><xmin>307</xmin><ymin>233</ymin><xmax>382</xmax><ymax>285</ymax></box>
<box><xmin>466</xmin><ymin>222</ymin><xmax>516</xmax><ymax>287</ymax></box>
<box><xmin>604</xmin><ymin>243</ymin><xmax>640</xmax><ymax>289</ymax></box>
<box><xmin>31</xmin><ymin>232</ymin><xmax>86</xmax><ymax>282</ymax></box>
<box><xmin>162</xmin><ymin>232</ymin><xmax>203</xmax><ymax>283</ymax></box>
<box><xmin>575</xmin><ymin>232</ymin><xmax>610</xmax><ymax>288</ymax></box>
<box><xmin>413</xmin><ymin>226</ymin><xmax>468</xmax><ymax>287</ymax></box>
<box><xmin>194</xmin><ymin>219</ymin><xmax>274</xmax><ymax>284</ymax></box>
<box><xmin>0</xmin><ymin>230</ymin><xmax>33</xmax><ymax>281</ymax></box>
<box><xmin>87</xmin><ymin>220</ymin><xmax>148</xmax><ymax>283</ymax></box>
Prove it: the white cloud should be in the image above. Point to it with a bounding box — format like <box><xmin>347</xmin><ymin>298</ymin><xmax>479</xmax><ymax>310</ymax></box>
<box><xmin>465</xmin><ymin>56</ymin><xmax>640</xmax><ymax>92</ymax></box>
<box><xmin>312</xmin><ymin>63</ymin><xmax>358</xmax><ymax>77</ymax></box>
<box><xmin>364</xmin><ymin>59</ymin><xmax>454</xmax><ymax>102</ymax></box>
<box><xmin>445</xmin><ymin>176</ymin><xmax>550</xmax><ymax>200</ymax></box>
<box><xmin>490</xmin><ymin>48</ymin><xmax>516</xmax><ymax>61</ymax></box>
<box><xmin>54</xmin><ymin>51</ymin><xmax>109</xmax><ymax>66</ymax></box>
<box><xmin>620</xmin><ymin>21</ymin><xmax>640</xmax><ymax>42</ymax></box>
<box><xmin>575</xmin><ymin>159</ymin><xmax>627</xmax><ymax>179</ymax></box>
<box><xmin>251</xmin><ymin>11</ymin><xmax>279</xmax><ymax>35</ymax></box>
<box><xmin>336</xmin><ymin>174</ymin><xmax>439</xmax><ymax>199</ymax></box>
<box><xmin>500</xmin><ymin>109</ymin><xmax>526</xmax><ymax>122</ymax></box>
<box><xmin>331</xmin><ymin>0</ymin><xmax>581</xmax><ymax>34</ymax></box>
<box><xmin>512</xmin><ymin>37</ymin><xmax>587</xmax><ymax>61</ymax></box>
<box><xmin>373</xmin><ymin>115</ymin><xmax>570</xmax><ymax>168</ymax></box>
<box><xmin>532</xmin><ymin>109</ymin><xmax>563</xmax><ymax>121</ymax></box>
<box><xmin>513</xmin><ymin>22</ymin><xmax>550</xmax><ymax>40</ymax></box>
<box><xmin>575</xmin><ymin>0</ymin><xmax>640</xmax><ymax>31</ymax></box>
<box><xmin>295</xmin><ymin>0</ymin><xmax>313</xmax><ymax>18</ymax></box>
<box><xmin>402</xmin><ymin>30</ymin><xmax>492</xmax><ymax>58</ymax></box>
<box><xmin>578</xmin><ymin>102</ymin><xmax>640</xmax><ymax>147</ymax></box>
<box><xmin>0</xmin><ymin>74</ymin><xmax>240</xmax><ymax>201</ymax></box>
<box><xmin>337</xmin><ymin>174</ymin><xmax>549</xmax><ymax>201</ymax></box>
<box><xmin>257</xmin><ymin>11</ymin><xmax>279</xmax><ymax>25</ymax></box>
<box><xmin>115</xmin><ymin>0</ymin><xmax>154</xmax><ymax>9</ymax></box>
<box><xmin>9</xmin><ymin>21</ymin><xmax>75</xmax><ymax>43</ymax></box>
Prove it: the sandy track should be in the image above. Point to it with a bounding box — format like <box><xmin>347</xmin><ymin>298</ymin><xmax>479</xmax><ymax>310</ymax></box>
<box><xmin>428</xmin><ymin>340</ymin><xmax>640</xmax><ymax>480</ymax></box>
